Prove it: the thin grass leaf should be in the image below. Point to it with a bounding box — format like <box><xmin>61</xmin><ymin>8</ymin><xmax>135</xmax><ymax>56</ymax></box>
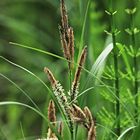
<box><xmin>90</xmin><ymin>43</ymin><xmax>113</xmax><ymax>76</ymax></box>
<box><xmin>0</xmin><ymin>56</ymin><xmax>72</xmax><ymax>137</ymax></box>
<box><xmin>97</xmin><ymin>123</ymin><xmax>118</xmax><ymax>138</ymax></box>
<box><xmin>83</xmin><ymin>43</ymin><xmax>113</xmax><ymax>89</ymax></box>
<box><xmin>117</xmin><ymin>126</ymin><xmax>136</xmax><ymax>140</ymax></box>
<box><xmin>77</xmin><ymin>0</ymin><xmax>91</xmax><ymax>61</ymax></box>
<box><xmin>0</xmin><ymin>73</ymin><xmax>40</xmax><ymax>111</ymax></box>
<box><xmin>0</xmin><ymin>56</ymin><xmax>51</xmax><ymax>94</ymax></box>
<box><xmin>20</xmin><ymin>122</ymin><xmax>26</xmax><ymax>140</ymax></box>
<box><xmin>0</xmin><ymin>101</ymin><xmax>63</xmax><ymax>140</ymax></box>
<box><xmin>9</xmin><ymin>42</ymin><xmax>66</xmax><ymax>61</ymax></box>
<box><xmin>116</xmin><ymin>43</ymin><xmax>132</xmax><ymax>78</ymax></box>
<box><xmin>130</xmin><ymin>123</ymin><xmax>140</xmax><ymax>140</ymax></box>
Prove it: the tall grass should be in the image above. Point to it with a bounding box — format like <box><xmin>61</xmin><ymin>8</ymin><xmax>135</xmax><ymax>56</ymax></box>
<box><xmin>0</xmin><ymin>0</ymin><xmax>140</xmax><ymax>140</ymax></box>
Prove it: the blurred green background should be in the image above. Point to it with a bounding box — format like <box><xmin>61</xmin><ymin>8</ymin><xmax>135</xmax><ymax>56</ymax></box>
<box><xmin>0</xmin><ymin>0</ymin><xmax>140</xmax><ymax>139</ymax></box>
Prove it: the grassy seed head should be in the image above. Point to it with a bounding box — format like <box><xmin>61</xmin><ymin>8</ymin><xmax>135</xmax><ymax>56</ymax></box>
<box><xmin>44</xmin><ymin>67</ymin><xmax>57</xmax><ymax>87</ymax></box>
<box><xmin>48</xmin><ymin>100</ymin><xmax>56</xmax><ymax>126</ymax></box>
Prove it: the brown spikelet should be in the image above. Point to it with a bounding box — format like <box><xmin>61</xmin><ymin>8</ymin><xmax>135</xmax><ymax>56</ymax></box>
<box><xmin>84</xmin><ymin>106</ymin><xmax>93</xmax><ymax>129</ymax></box>
<box><xmin>71</xmin><ymin>47</ymin><xmax>87</xmax><ymax>101</ymax></box>
<box><xmin>60</xmin><ymin>0</ymin><xmax>69</xmax><ymax>30</ymax></box>
<box><xmin>48</xmin><ymin>100</ymin><xmax>56</xmax><ymax>126</ymax></box>
<box><xmin>44</xmin><ymin>67</ymin><xmax>57</xmax><ymax>87</ymax></box>
<box><xmin>47</xmin><ymin>100</ymin><xmax>58</xmax><ymax>140</ymax></box>
<box><xmin>88</xmin><ymin>123</ymin><xmax>96</xmax><ymax>140</ymax></box>
<box><xmin>58</xmin><ymin>122</ymin><xmax>63</xmax><ymax>136</ymax></box>
<box><xmin>59</xmin><ymin>28</ymin><xmax>70</xmax><ymax>60</ymax></box>
<box><xmin>68</xmin><ymin>27</ymin><xmax>74</xmax><ymax>69</ymax></box>
<box><xmin>71</xmin><ymin>104</ymin><xmax>86</xmax><ymax>123</ymax></box>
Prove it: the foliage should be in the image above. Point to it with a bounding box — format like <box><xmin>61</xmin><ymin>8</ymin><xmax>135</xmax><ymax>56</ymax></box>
<box><xmin>0</xmin><ymin>0</ymin><xmax>140</xmax><ymax>140</ymax></box>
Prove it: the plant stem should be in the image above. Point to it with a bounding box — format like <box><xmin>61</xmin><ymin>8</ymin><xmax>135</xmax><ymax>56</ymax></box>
<box><xmin>130</xmin><ymin>13</ymin><xmax>138</xmax><ymax>122</ymax></box>
<box><xmin>110</xmin><ymin>12</ymin><xmax>120</xmax><ymax>135</ymax></box>
<box><xmin>112</xmin><ymin>32</ymin><xmax>120</xmax><ymax>135</ymax></box>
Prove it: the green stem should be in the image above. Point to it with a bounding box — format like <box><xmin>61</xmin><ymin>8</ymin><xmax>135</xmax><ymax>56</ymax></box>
<box><xmin>110</xmin><ymin>12</ymin><xmax>120</xmax><ymax>135</ymax></box>
<box><xmin>112</xmin><ymin>32</ymin><xmax>120</xmax><ymax>135</ymax></box>
<box><xmin>131</xmin><ymin>13</ymin><xmax>138</xmax><ymax>122</ymax></box>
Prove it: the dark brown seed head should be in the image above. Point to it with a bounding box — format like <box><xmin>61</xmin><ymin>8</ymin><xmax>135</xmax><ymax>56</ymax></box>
<box><xmin>71</xmin><ymin>104</ymin><xmax>86</xmax><ymax>123</ymax></box>
<box><xmin>44</xmin><ymin>67</ymin><xmax>57</xmax><ymax>87</ymax></box>
<box><xmin>72</xmin><ymin>47</ymin><xmax>87</xmax><ymax>96</ymax></box>
<box><xmin>84</xmin><ymin>106</ymin><xmax>93</xmax><ymax>129</ymax></box>
<box><xmin>88</xmin><ymin>123</ymin><xmax>96</xmax><ymax>140</ymax></box>
<box><xmin>48</xmin><ymin>100</ymin><xmax>56</xmax><ymax>126</ymax></box>
<box><xmin>68</xmin><ymin>27</ymin><xmax>75</xmax><ymax>69</ymax></box>
<box><xmin>59</xmin><ymin>29</ymin><xmax>70</xmax><ymax>60</ymax></box>
<box><xmin>60</xmin><ymin>0</ymin><xmax>69</xmax><ymax>30</ymax></box>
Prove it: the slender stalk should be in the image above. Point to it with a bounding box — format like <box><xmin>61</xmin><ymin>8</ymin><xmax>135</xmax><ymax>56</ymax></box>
<box><xmin>130</xmin><ymin>12</ymin><xmax>139</xmax><ymax>122</ymax></box>
<box><xmin>112</xmin><ymin>31</ymin><xmax>120</xmax><ymax>135</ymax></box>
<box><xmin>110</xmin><ymin>9</ymin><xmax>120</xmax><ymax>135</ymax></box>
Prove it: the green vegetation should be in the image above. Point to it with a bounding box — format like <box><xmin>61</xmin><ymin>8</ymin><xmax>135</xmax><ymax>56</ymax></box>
<box><xmin>0</xmin><ymin>0</ymin><xmax>140</xmax><ymax>140</ymax></box>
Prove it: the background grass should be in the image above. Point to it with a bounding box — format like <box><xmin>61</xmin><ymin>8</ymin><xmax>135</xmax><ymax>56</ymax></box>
<box><xmin>0</xmin><ymin>0</ymin><xmax>140</xmax><ymax>139</ymax></box>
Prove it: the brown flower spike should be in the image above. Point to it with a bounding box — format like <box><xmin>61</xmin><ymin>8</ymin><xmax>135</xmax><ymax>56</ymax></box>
<box><xmin>71</xmin><ymin>47</ymin><xmax>87</xmax><ymax>102</ymax></box>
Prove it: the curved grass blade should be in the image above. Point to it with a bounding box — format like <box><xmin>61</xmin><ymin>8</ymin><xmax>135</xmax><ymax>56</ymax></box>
<box><xmin>0</xmin><ymin>56</ymin><xmax>51</xmax><ymax>94</ymax></box>
<box><xmin>77</xmin><ymin>0</ymin><xmax>91</xmax><ymax>61</ymax></box>
<box><xmin>84</xmin><ymin>43</ymin><xmax>113</xmax><ymax>88</ymax></box>
<box><xmin>97</xmin><ymin>123</ymin><xmax>118</xmax><ymax>138</ymax></box>
<box><xmin>9</xmin><ymin>42</ymin><xmax>66</xmax><ymax>61</ymax></box>
<box><xmin>0</xmin><ymin>73</ymin><xmax>40</xmax><ymax>111</ymax></box>
<box><xmin>0</xmin><ymin>101</ymin><xmax>62</xmax><ymax>140</ymax></box>
<box><xmin>0</xmin><ymin>56</ymin><xmax>70</xmax><ymax>138</ymax></box>
<box><xmin>130</xmin><ymin>122</ymin><xmax>140</xmax><ymax>140</ymax></box>
<box><xmin>117</xmin><ymin>126</ymin><xmax>136</xmax><ymax>140</ymax></box>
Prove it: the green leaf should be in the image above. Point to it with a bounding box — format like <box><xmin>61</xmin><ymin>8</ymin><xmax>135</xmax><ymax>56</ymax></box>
<box><xmin>130</xmin><ymin>123</ymin><xmax>140</xmax><ymax>140</ymax></box>
<box><xmin>117</xmin><ymin>126</ymin><xmax>136</xmax><ymax>140</ymax></box>
<box><xmin>125</xmin><ymin>8</ymin><xmax>137</xmax><ymax>14</ymax></box>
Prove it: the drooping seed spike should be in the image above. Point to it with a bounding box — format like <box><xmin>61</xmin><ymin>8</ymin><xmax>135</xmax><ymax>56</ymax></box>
<box><xmin>60</xmin><ymin>0</ymin><xmax>69</xmax><ymax>30</ymax></box>
<box><xmin>59</xmin><ymin>27</ymin><xmax>70</xmax><ymax>60</ymax></box>
<box><xmin>87</xmin><ymin>123</ymin><xmax>96</xmax><ymax>140</ymax></box>
<box><xmin>71</xmin><ymin>104</ymin><xmax>86</xmax><ymax>123</ymax></box>
<box><xmin>71</xmin><ymin>47</ymin><xmax>87</xmax><ymax>101</ymax></box>
<box><xmin>44</xmin><ymin>67</ymin><xmax>57</xmax><ymax>87</ymax></box>
<box><xmin>84</xmin><ymin>106</ymin><xmax>93</xmax><ymax>128</ymax></box>
<box><xmin>48</xmin><ymin>100</ymin><xmax>56</xmax><ymax>126</ymax></box>
<box><xmin>68</xmin><ymin>27</ymin><xmax>75</xmax><ymax>69</ymax></box>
